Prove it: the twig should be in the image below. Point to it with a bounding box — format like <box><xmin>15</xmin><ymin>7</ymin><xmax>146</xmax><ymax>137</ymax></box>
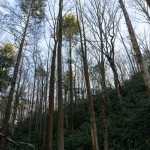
<box><xmin>0</xmin><ymin>132</ymin><xmax>22</xmax><ymax>149</ymax></box>
<box><xmin>0</xmin><ymin>132</ymin><xmax>37</xmax><ymax>150</ymax></box>
<box><xmin>19</xmin><ymin>142</ymin><xmax>38</xmax><ymax>150</ymax></box>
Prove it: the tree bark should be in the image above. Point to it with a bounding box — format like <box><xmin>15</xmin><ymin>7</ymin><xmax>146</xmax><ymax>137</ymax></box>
<box><xmin>98</xmin><ymin>18</ymin><xmax>109</xmax><ymax>150</ymax></box>
<box><xmin>28</xmin><ymin>63</ymin><xmax>36</xmax><ymax>142</ymax></box>
<box><xmin>69</xmin><ymin>39</ymin><xmax>74</xmax><ymax>131</ymax></box>
<box><xmin>46</xmin><ymin>42</ymin><xmax>57</xmax><ymax>150</ymax></box>
<box><xmin>119</xmin><ymin>0</ymin><xmax>150</xmax><ymax>96</ymax></box>
<box><xmin>100</xmin><ymin>37</ymin><xmax>109</xmax><ymax>150</ymax></box>
<box><xmin>119</xmin><ymin>31</ymin><xmax>137</xmax><ymax>73</ymax></box>
<box><xmin>64</xmin><ymin>89</ymin><xmax>68</xmax><ymax>129</ymax></box>
<box><xmin>38</xmin><ymin>76</ymin><xmax>44</xmax><ymax>137</ymax></box>
<box><xmin>34</xmin><ymin>77</ymin><xmax>40</xmax><ymax>131</ymax></box>
<box><xmin>11</xmin><ymin>65</ymin><xmax>22</xmax><ymax>136</ymax></box>
<box><xmin>107</xmin><ymin>57</ymin><xmax>123</xmax><ymax>105</ymax></box>
<box><xmin>42</xmin><ymin>82</ymin><xmax>48</xmax><ymax>150</ymax></box>
<box><xmin>57</xmin><ymin>0</ymin><xmax>64</xmax><ymax>149</ymax></box>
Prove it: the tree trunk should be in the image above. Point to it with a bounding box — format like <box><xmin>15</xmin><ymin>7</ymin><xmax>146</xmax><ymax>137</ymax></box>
<box><xmin>42</xmin><ymin>56</ymin><xmax>49</xmax><ymax>150</ymax></box>
<box><xmin>146</xmin><ymin>0</ymin><xmax>150</xmax><ymax>8</ymax></box>
<box><xmin>69</xmin><ymin>39</ymin><xmax>74</xmax><ymax>131</ymax></box>
<box><xmin>0</xmin><ymin>5</ymin><xmax>32</xmax><ymax>149</ymax></box>
<box><xmin>57</xmin><ymin>0</ymin><xmax>64</xmax><ymax>149</ymax></box>
<box><xmin>107</xmin><ymin>58</ymin><xmax>123</xmax><ymax>105</ymax></box>
<box><xmin>64</xmin><ymin>89</ymin><xmax>68</xmax><ymax>129</ymax></box>
<box><xmin>119</xmin><ymin>0</ymin><xmax>150</xmax><ymax>96</ymax></box>
<box><xmin>74</xmin><ymin>64</ymin><xmax>78</xmax><ymax>129</ymax></box>
<box><xmin>98</xmin><ymin>19</ymin><xmax>109</xmax><ymax>150</ymax></box>
<box><xmin>76</xmin><ymin>3</ymin><xmax>99</xmax><ymax>150</ymax></box>
<box><xmin>11</xmin><ymin>65</ymin><xmax>22</xmax><ymax>136</ymax></box>
<box><xmin>119</xmin><ymin>31</ymin><xmax>137</xmax><ymax>73</ymax></box>
<box><xmin>101</xmin><ymin>51</ymin><xmax>109</xmax><ymax>150</ymax></box>
<box><xmin>42</xmin><ymin>84</ymin><xmax>47</xmax><ymax>150</ymax></box>
<box><xmin>34</xmin><ymin>77</ymin><xmax>40</xmax><ymax>131</ymax></box>
<box><xmin>28</xmin><ymin>63</ymin><xmax>36</xmax><ymax>142</ymax></box>
<box><xmin>39</xmin><ymin>76</ymin><xmax>44</xmax><ymax>137</ymax></box>
<box><xmin>46</xmin><ymin>42</ymin><xmax>57</xmax><ymax>150</ymax></box>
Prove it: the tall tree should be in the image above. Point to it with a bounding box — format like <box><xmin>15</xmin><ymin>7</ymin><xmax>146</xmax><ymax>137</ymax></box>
<box><xmin>11</xmin><ymin>59</ymin><xmax>25</xmax><ymax>136</ymax></box>
<box><xmin>119</xmin><ymin>0</ymin><xmax>150</xmax><ymax>96</ymax></box>
<box><xmin>0</xmin><ymin>0</ymin><xmax>46</xmax><ymax>148</ymax></box>
<box><xmin>28</xmin><ymin>50</ymin><xmax>37</xmax><ymax>142</ymax></box>
<box><xmin>76</xmin><ymin>1</ymin><xmax>99</xmax><ymax>149</ymax></box>
<box><xmin>62</xmin><ymin>12</ymin><xmax>78</xmax><ymax>131</ymax></box>
<box><xmin>0</xmin><ymin>3</ymin><xmax>33</xmax><ymax>148</ymax></box>
<box><xmin>85</xmin><ymin>0</ymin><xmax>111</xmax><ymax>148</ymax></box>
<box><xmin>46</xmin><ymin>36</ymin><xmax>57</xmax><ymax>150</ymax></box>
<box><xmin>57</xmin><ymin>0</ymin><xmax>64</xmax><ymax>149</ymax></box>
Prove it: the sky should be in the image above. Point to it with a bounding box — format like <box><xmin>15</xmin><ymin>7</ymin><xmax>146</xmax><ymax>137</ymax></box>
<box><xmin>0</xmin><ymin>0</ymin><xmax>149</xmax><ymax>89</ymax></box>
<box><xmin>1</xmin><ymin>0</ymin><xmax>150</xmax><ymax>61</ymax></box>
<box><xmin>2</xmin><ymin>0</ymin><xmax>149</xmax><ymax>40</ymax></box>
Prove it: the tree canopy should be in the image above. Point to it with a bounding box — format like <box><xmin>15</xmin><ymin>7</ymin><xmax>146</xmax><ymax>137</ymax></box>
<box><xmin>62</xmin><ymin>12</ymin><xmax>79</xmax><ymax>40</ymax></box>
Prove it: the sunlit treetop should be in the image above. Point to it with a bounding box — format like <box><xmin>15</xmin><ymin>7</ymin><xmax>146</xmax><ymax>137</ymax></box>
<box><xmin>0</xmin><ymin>43</ymin><xmax>15</xmax><ymax>91</ymax></box>
<box><xmin>62</xmin><ymin>12</ymin><xmax>79</xmax><ymax>40</ymax></box>
<box><xmin>0</xmin><ymin>43</ymin><xmax>15</xmax><ymax>58</ymax></box>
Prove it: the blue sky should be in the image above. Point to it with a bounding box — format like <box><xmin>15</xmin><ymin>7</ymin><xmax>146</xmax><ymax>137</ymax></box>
<box><xmin>1</xmin><ymin>0</ymin><xmax>150</xmax><ymax>57</ymax></box>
